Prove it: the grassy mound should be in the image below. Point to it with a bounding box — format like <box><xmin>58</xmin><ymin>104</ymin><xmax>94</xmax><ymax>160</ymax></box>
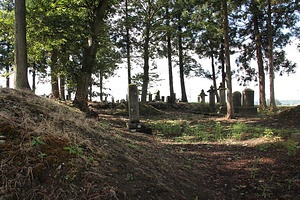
<box><xmin>0</xmin><ymin>88</ymin><xmax>208</xmax><ymax>200</ymax></box>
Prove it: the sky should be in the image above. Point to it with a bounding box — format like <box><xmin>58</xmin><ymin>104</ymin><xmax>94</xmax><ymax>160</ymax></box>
<box><xmin>1</xmin><ymin>42</ymin><xmax>299</xmax><ymax>103</ymax></box>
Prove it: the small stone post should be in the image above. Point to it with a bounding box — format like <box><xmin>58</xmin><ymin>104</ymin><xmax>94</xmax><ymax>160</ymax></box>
<box><xmin>148</xmin><ymin>93</ymin><xmax>152</xmax><ymax>102</ymax></box>
<box><xmin>218</xmin><ymin>83</ymin><xmax>226</xmax><ymax>106</ymax></box>
<box><xmin>207</xmin><ymin>86</ymin><xmax>215</xmax><ymax>107</ymax></box>
<box><xmin>127</xmin><ymin>84</ymin><xmax>141</xmax><ymax>130</ymax></box>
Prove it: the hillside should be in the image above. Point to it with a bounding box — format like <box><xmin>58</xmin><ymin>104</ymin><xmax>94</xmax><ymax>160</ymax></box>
<box><xmin>0</xmin><ymin>88</ymin><xmax>300</xmax><ymax>200</ymax></box>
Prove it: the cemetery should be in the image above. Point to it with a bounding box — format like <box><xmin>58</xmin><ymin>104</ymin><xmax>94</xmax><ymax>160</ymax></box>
<box><xmin>1</xmin><ymin>87</ymin><xmax>300</xmax><ymax>199</ymax></box>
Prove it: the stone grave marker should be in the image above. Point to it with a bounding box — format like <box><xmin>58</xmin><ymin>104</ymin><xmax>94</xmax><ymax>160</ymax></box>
<box><xmin>207</xmin><ymin>85</ymin><xmax>215</xmax><ymax>107</ymax></box>
<box><xmin>243</xmin><ymin>88</ymin><xmax>254</xmax><ymax>107</ymax></box>
<box><xmin>218</xmin><ymin>82</ymin><xmax>226</xmax><ymax>106</ymax></box>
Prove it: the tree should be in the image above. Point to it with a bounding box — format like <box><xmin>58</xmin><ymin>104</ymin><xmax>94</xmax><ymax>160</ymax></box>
<box><xmin>235</xmin><ymin>0</ymin><xmax>298</xmax><ymax>110</ymax></box>
<box><xmin>267</xmin><ymin>0</ymin><xmax>276</xmax><ymax>111</ymax></box>
<box><xmin>0</xmin><ymin>0</ymin><xmax>14</xmax><ymax>88</ymax></box>
<box><xmin>223</xmin><ymin>0</ymin><xmax>234</xmax><ymax>119</ymax></box>
<box><xmin>14</xmin><ymin>0</ymin><xmax>31</xmax><ymax>90</ymax></box>
<box><xmin>166</xmin><ymin>1</ymin><xmax>175</xmax><ymax>103</ymax></box>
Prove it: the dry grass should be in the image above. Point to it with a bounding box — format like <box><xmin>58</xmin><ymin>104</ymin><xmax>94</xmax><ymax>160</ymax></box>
<box><xmin>0</xmin><ymin>88</ymin><xmax>205</xmax><ymax>200</ymax></box>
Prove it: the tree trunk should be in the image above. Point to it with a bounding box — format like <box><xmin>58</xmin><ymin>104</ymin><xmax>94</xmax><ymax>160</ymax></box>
<box><xmin>99</xmin><ymin>70</ymin><xmax>104</xmax><ymax>102</ymax></box>
<box><xmin>59</xmin><ymin>74</ymin><xmax>66</xmax><ymax>100</ymax></box>
<box><xmin>166</xmin><ymin>3</ymin><xmax>175</xmax><ymax>103</ymax></box>
<box><xmin>220</xmin><ymin>39</ymin><xmax>226</xmax><ymax>87</ymax></box>
<box><xmin>75</xmin><ymin>72</ymin><xmax>91</xmax><ymax>110</ymax></box>
<box><xmin>50</xmin><ymin>50</ymin><xmax>59</xmax><ymax>99</ymax></box>
<box><xmin>141</xmin><ymin>21</ymin><xmax>151</xmax><ymax>103</ymax></box>
<box><xmin>125</xmin><ymin>0</ymin><xmax>131</xmax><ymax>85</ymax></box>
<box><xmin>178</xmin><ymin>13</ymin><xmax>188</xmax><ymax>102</ymax></box>
<box><xmin>14</xmin><ymin>0</ymin><xmax>31</xmax><ymax>90</ymax></box>
<box><xmin>32</xmin><ymin>63</ymin><xmax>36</xmax><ymax>93</ymax></box>
<box><xmin>223</xmin><ymin>0</ymin><xmax>234</xmax><ymax>119</ymax></box>
<box><xmin>6</xmin><ymin>63</ymin><xmax>10</xmax><ymax>88</ymax></box>
<box><xmin>74</xmin><ymin>0</ymin><xmax>109</xmax><ymax>111</ymax></box>
<box><xmin>211</xmin><ymin>53</ymin><xmax>219</xmax><ymax>102</ymax></box>
<box><xmin>268</xmin><ymin>0</ymin><xmax>276</xmax><ymax>111</ymax></box>
<box><xmin>253</xmin><ymin>2</ymin><xmax>267</xmax><ymax>110</ymax></box>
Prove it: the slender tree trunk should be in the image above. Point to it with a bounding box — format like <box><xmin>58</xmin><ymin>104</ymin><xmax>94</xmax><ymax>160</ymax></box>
<box><xmin>220</xmin><ymin>40</ymin><xmax>226</xmax><ymax>87</ymax></box>
<box><xmin>211</xmin><ymin>53</ymin><xmax>219</xmax><ymax>102</ymax></box>
<box><xmin>166</xmin><ymin>3</ymin><xmax>175</xmax><ymax>103</ymax></box>
<box><xmin>125</xmin><ymin>0</ymin><xmax>131</xmax><ymax>85</ymax></box>
<box><xmin>32</xmin><ymin>63</ymin><xmax>36</xmax><ymax>93</ymax></box>
<box><xmin>59</xmin><ymin>74</ymin><xmax>66</xmax><ymax>100</ymax></box>
<box><xmin>14</xmin><ymin>0</ymin><xmax>31</xmax><ymax>90</ymax></box>
<box><xmin>268</xmin><ymin>0</ymin><xmax>276</xmax><ymax>111</ymax></box>
<box><xmin>223</xmin><ymin>0</ymin><xmax>234</xmax><ymax>119</ymax></box>
<box><xmin>177</xmin><ymin>13</ymin><xmax>188</xmax><ymax>102</ymax></box>
<box><xmin>99</xmin><ymin>70</ymin><xmax>104</xmax><ymax>102</ymax></box>
<box><xmin>50</xmin><ymin>50</ymin><xmax>59</xmax><ymax>99</ymax></box>
<box><xmin>141</xmin><ymin>21</ymin><xmax>150</xmax><ymax>102</ymax></box>
<box><xmin>253</xmin><ymin>12</ymin><xmax>267</xmax><ymax>110</ymax></box>
<box><xmin>6</xmin><ymin>64</ymin><xmax>10</xmax><ymax>88</ymax></box>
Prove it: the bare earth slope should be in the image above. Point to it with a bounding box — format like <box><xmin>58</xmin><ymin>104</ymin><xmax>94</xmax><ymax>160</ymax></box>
<box><xmin>0</xmin><ymin>88</ymin><xmax>299</xmax><ymax>200</ymax></box>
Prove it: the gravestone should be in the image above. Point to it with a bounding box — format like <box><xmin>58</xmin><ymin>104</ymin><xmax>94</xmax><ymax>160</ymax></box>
<box><xmin>161</xmin><ymin>96</ymin><xmax>165</xmax><ymax>102</ymax></box>
<box><xmin>148</xmin><ymin>94</ymin><xmax>152</xmax><ymax>102</ymax></box>
<box><xmin>128</xmin><ymin>85</ymin><xmax>139</xmax><ymax>122</ymax></box>
<box><xmin>243</xmin><ymin>88</ymin><xmax>254</xmax><ymax>107</ymax></box>
<box><xmin>154</xmin><ymin>90</ymin><xmax>160</xmax><ymax>101</ymax></box>
<box><xmin>218</xmin><ymin>83</ymin><xmax>226</xmax><ymax>106</ymax></box>
<box><xmin>199</xmin><ymin>89</ymin><xmax>207</xmax><ymax>105</ymax></box>
<box><xmin>233</xmin><ymin>91</ymin><xmax>242</xmax><ymax>107</ymax></box>
<box><xmin>207</xmin><ymin>86</ymin><xmax>215</xmax><ymax>107</ymax></box>
<box><xmin>127</xmin><ymin>84</ymin><xmax>152</xmax><ymax>134</ymax></box>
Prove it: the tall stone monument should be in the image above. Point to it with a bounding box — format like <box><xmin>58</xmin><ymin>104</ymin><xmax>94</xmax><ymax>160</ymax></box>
<box><xmin>127</xmin><ymin>84</ymin><xmax>141</xmax><ymax>131</ymax></box>
<box><xmin>218</xmin><ymin>82</ymin><xmax>226</xmax><ymax>106</ymax></box>
<box><xmin>207</xmin><ymin>85</ymin><xmax>215</xmax><ymax>107</ymax></box>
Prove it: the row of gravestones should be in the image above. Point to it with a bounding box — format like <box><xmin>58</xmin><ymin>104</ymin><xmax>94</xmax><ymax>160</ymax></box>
<box><xmin>198</xmin><ymin>85</ymin><xmax>255</xmax><ymax>108</ymax></box>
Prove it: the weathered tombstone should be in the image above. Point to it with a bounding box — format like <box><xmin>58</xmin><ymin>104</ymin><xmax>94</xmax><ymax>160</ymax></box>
<box><xmin>127</xmin><ymin>84</ymin><xmax>152</xmax><ymax>134</ymax></box>
<box><xmin>127</xmin><ymin>84</ymin><xmax>141</xmax><ymax>130</ymax></box>
<box><xmin>161</xmin><ymin>96</ymin><xmax>165</xmax><ymax>102</ymax></box>
<box><xmin>166</xmin><ymin>96</ymin><xmax>171</xmax><ymax>103</ymax></box>
<box><xmin>218</xmin><ymin>83</ymin><xmax>226</xmax><ymax>106</ymax></box>
<box><xmin>154</xmin><ymin>90</ymin><xmax>160</xmax><ymax>101</ymax></box>
<box><xmin>148</xmin><ymin>93</ymin><xmax>152</xmax><ymax>102</ymax></box>
<box><xmin>199</xmin><ymin>89</ymin><xmax>207</xmax><ymax>105</ymax></box>
<box><xmin>207</xmin><ymin>86</ymin><xmax>215</xmax><ymax>107</ymax></box>
<box><xmin>233</xmin><ymin>91</ymin><xmax>242</xmax><ymax>107</ymax></box>
<box><xmin>111</xmin><ymin>96</ymin><xmax>115</xmax><ymax>103</ymax></box>
<box><xmin>243</xmin><ymin>88</ymin><xmax>254</xmax><ymax>107</ymax></box>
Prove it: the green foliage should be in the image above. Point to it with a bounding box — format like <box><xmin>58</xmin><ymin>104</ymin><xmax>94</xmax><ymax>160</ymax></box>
<box><xmin>64</xmin><ymin>144</ymin><xmax>84</xmax><ymax>155</ymax></box>
<box><xmin>283</xmin><ymin>139</ymin><xmax>298</xmax><ymax>156</ymax></box>
<box><xmin>31</xmin><ymin>136</ymin><xmax>46</xmax><ymax>146</ymax></box>
<box><xmin>126</xmin><ymin>173</ymin><xmax>134</xmax><ymax>181</ymax></box>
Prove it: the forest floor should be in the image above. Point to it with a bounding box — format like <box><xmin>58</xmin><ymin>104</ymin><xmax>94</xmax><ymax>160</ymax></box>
<box><xmin>0</xmin><ymin>88</ymin><xmax>300</xmax><ymax>200</ymax></box>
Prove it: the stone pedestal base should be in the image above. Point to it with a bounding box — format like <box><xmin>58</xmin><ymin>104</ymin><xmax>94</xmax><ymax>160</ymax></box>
<box><xmin>127</xmin><ymin>122</ymin><xmax>152</xmax><ymax>135</ymax></box>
